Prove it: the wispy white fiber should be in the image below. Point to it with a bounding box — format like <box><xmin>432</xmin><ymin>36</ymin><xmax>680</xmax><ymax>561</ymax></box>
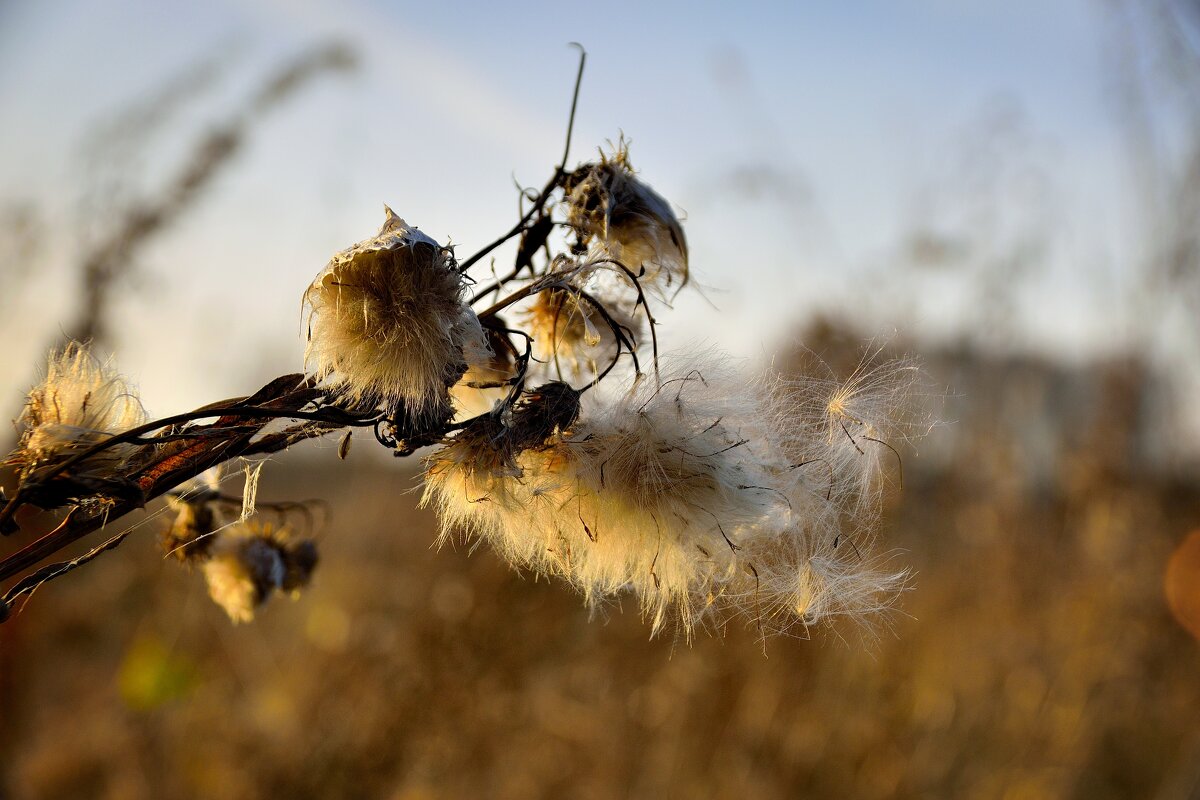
<box><xmin>423</xmin><ymin>351</ymin><xmax>915</xmax><ymax>639</ymax></box>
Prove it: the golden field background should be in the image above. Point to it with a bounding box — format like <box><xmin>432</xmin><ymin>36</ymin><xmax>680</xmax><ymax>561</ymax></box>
<box><xmin>2</xmin><ymin>324</ymin><xmax>1198</xmax><ymax>800</ymax></box>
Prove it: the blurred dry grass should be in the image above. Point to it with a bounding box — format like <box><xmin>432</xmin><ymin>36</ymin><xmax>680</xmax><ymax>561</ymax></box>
<box><xmin>1</xmin><ymin>327</ymin><xmax>1198</xmax><ymax>800</ymax></box>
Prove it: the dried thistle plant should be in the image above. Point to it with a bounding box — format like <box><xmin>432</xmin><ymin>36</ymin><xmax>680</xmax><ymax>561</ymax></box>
<box><xmin>303</xmin><ymin>207</ymin><xmax>489</xmax><ymax>425</ymax></box>
<box><xmin>0</xmin><ymin>48</ymin><xmax>927</xmax><ymax>643</ymax></box>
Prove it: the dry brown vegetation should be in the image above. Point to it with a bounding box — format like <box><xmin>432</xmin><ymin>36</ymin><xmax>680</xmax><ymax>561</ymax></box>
<box><xmin>1</xmin><ymin>322</ymin><xmax>1197</xmax><ymax>800</ymax></box>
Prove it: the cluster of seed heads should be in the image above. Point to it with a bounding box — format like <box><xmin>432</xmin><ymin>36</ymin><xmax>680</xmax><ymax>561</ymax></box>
<box><xmin>1</xmin><ymin>65</ymin><xmax>923</xmax><ymax>638</ymax></box>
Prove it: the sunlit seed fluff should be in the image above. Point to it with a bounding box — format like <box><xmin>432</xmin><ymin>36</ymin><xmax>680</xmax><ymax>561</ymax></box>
<box><xmin>449</xmin><ymin>360</ymin><xmax>510</xmax><ymax>419</ymax></box>
<box><xmin>6</xmin><ymin>343</ymin><xmax>149</xmax><ymax>481</ymax></box>
<box><xmin>422</xmin><ymin>354</ymin><xmax>910</xmax><ymax>638</ymax></box>
<box><xmin>201</xmin><ymin>522</ymin><xmax>317</xmax><ymax>623</ymax></box>
<box><xmin>564</xmin><ymin>143</ymin><xmax>689</xmax><ymax>296</ymax></box>
<box><xmin>303</xmin><ymin>206</ymin><xmax>489</xmax><ymax>421</ymax></box>
<box><xmin>521</xmin><ymin>286</ymin><xmax>642</xmax><ymax>382</ymax></box>
<box><xmin>450</xmin><ymin>327</ymin><xmax>516</xmax><ymax>419</ymax></box>
<box><xmin>162</xmin><ymin>496</ymin><xmax>221</xmax><ymax>564</ymax></box>
<box><xmin>777</xmin><ymin>348</ymin><xmax>928</xmax><ymax>526</ymax></box>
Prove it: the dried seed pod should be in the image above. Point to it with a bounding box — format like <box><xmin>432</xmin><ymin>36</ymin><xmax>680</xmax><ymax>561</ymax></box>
<box><xmin>162</xmin><ymin>498</ymin><xmax>219</xmax><ymax>564</ymax></box>
<box><xmin>201</xmin><ymin>522</ymin><xmax>318</xmax><ymax>623</ymax></box>
<box><xmin>303</xmin><ymin>206</ymin><xmax>490</xmax><ymax>423</ymax></box>
<box><xmin>5</xmin><ymin>344</ymin><xmax>149</xmax><ymax>483</ymax></box>
<box><xmin>564</xmin><ymin>142</ymin><xmax>688</xmax><ymax>296</ymax></box>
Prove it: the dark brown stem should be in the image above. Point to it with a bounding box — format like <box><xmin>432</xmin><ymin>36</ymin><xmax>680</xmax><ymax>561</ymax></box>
<box><xmin>462</xmin><ymin>45</ymin><xmax>586</xmax><ymax>284</ymax></box>
<box><xmin>0</xmin><ymin>374</ymin><xmax>382</xmax><ymax>591</ymax></box>
<box><xmin>0</xmin><ymin>420</ymin><xmax>338</xmax><ymax>589</ymax></box>
<box><xmin>462</xmin><ymin>171</ymin><xmax>563</xmax><ymax>280</ymax></box>
<box><xmin>0</xmin><ymin>378</ymin><xmax>377</xmax><ymax>533</ymax></box>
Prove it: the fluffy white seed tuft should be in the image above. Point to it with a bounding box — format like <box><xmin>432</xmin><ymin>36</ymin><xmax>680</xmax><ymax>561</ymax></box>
<box><xmin>6</xmin><ymin>343</ymin><xmax>149</xmax><ymax>481</ymax></box>
<box><xmin>776</xmin><ymin>346</ymin><xmax>929</xmax><ymax>528</ymax></box>
<box><xmin>448</xmin><ymin>331</ymin><xmax>516</xmax><ymax>419</ymax></box>
<box><xmin>303</xmin><ymin>206</ymin><xmax>489</xmax><ymax>422</ymax></box>
<box><xmin>422</xmin><ymin>352</ymin><xmax>914</xmax><ymax>638</ymax></box>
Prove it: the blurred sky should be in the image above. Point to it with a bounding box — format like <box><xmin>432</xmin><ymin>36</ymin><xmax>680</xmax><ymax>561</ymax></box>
<box><xmin>0</xmin><ymin>0</ymin><xmax>1171</xmax><ymax>414</ymax></box>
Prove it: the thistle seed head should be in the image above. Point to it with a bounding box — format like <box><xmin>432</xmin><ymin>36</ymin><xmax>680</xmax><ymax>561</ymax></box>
<box><xmin>432</xmin><ymin>412</ymin><xmax>523</xmax><ymax>482</ymax></box>
<box><xmin>564</xmin><ymin>142</ymin><xmax>689</xmax><ymax>296</ymax></box>
<box><xmin>510</xmin><ymin>381</ymin><xmax>582</xmax><ymax>449</ymax></box>
<box><xmin>6</xmin><ymin>344</ymin><xmax>149</xmax><ymax>482</ymax></box>
<box><xmin>162</xmin><ymin>496</ymin><xmax>220</xmax><ymax>564</ymax></box>
<box><xmin>201</xmin><ymin>521</ymin><xmax>318</xmax><ymax>623</ymax></box>
<box><xmin>422</xmin><ymin>354</ymin><xmax>908</xmax><ymax>638</ymax></box>
<box><xmin>303</xmin><ymin>206</ymin><xmax>490</xmax><ymax>422</ymax></box>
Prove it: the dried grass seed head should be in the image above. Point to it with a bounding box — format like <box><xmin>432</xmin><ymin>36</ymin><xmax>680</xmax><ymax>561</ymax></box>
<box><xmin>303</xmin><ymin>206</ymin><xmax>489</xmax><ymax>421</ymax></box>
<box><xmin>564</xmin><ymin>142</ymin><xmax>689</xmax><ymax>296</ymax></box>
<box><xmin>7</xmin><ymin>343</ymin><xmax>149</xmax><ymax>481</ymax></box>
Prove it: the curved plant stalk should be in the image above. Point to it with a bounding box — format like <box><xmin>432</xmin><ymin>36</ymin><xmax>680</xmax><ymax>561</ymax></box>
<box><xmin>0</xmin><ymin>375</ymin><xmax>377</xmax><ymax>599</ymax></box>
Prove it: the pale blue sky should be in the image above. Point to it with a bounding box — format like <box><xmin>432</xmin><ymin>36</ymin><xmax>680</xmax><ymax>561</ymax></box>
<box><xmin>0</xmin><ymin>0</ymin><xmax>1166</xmax><ymax>414</ymax></box>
